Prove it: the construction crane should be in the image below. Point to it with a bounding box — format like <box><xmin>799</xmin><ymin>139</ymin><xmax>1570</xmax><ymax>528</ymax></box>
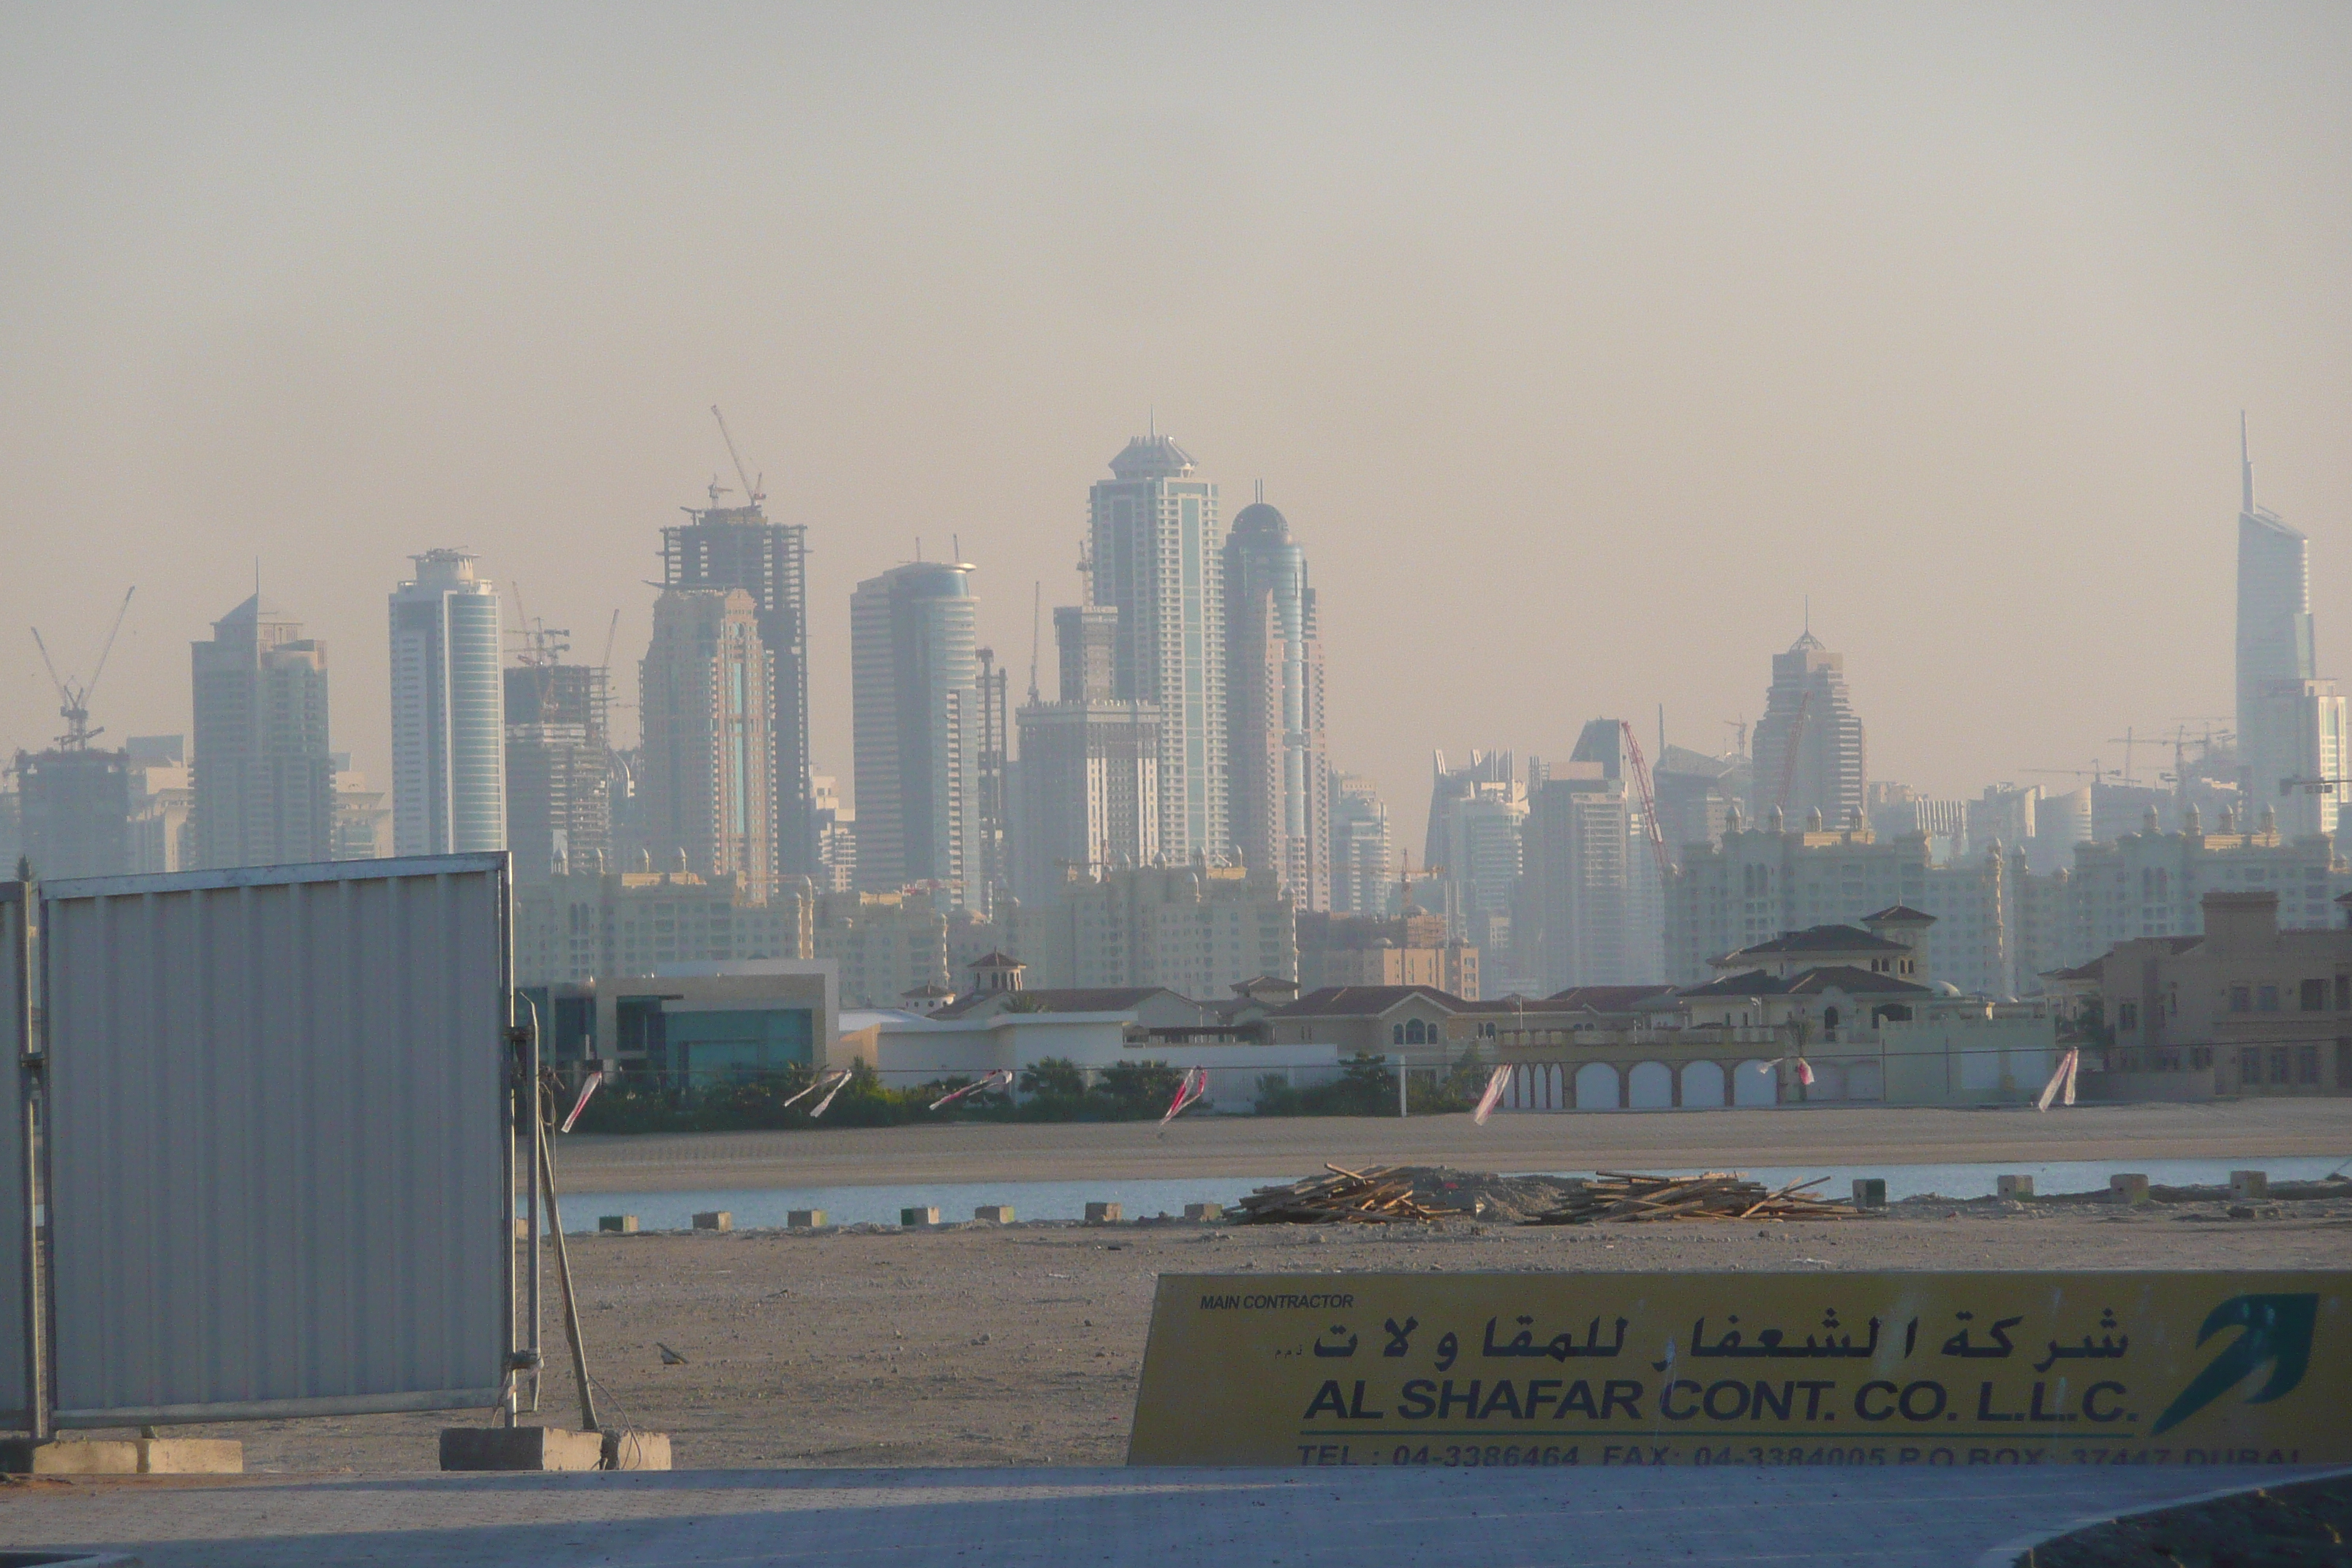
<box><xmin>2103</xmin><ymin>728</ymin><xmax>2157</xmax><ymax>785</ymax></box>
<box><xmin>1618</xmin><ymin>719</ymin><xmax>1672</xmax><ymax>881</ymax></box>
<box><xmin>710</xmin><ymin>406</ymin><xmax>764</xmax><ymax>509</ymax></box>
<box><xmin>30</xmin><ymin>586</ymin><xmax>135</xmax><ymax>750</ymax></box>
<box><xmin>1772</xmin><ymin>690</ymin><xmax>1811</xmax><ymax>812</ymax></box>
<box><xmin>1026</xmin><ymin>581</ymin><xmax>1043</xmax><ymax>704</ymax></box>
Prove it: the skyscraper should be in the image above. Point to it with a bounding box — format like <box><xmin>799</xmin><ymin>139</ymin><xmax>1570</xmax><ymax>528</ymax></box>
<box><xmin>1423</xmin><ymin>749</ymin><xmax>1525</xmax><ymax>942</ymax></box>
<box><xmin>2235</xmin><ymin>417</ymin><xmax>2324</xmax><ymax>815</ymax></box>
<box><xmin>390</xmin><ymin>550</ymin><xmax>507</xmax><ymax>856</ymax></box>
<box><xmin>1327</xmin><ymin>772</ymin><xmax>1392</xmax><ymax>918</ymax></box>
<box><xmin>663</xmin><ymin>483</ymin><xmax>812</xmax><ymax>878</ymax></box>
<box><xmin>851</xmin><ymin>561</ymin><xmax>980</xmax><ymax>906</ymax></box>
<box><xmin>14</xmin><ymin>748</ymin><xmax>130</xmax><ymax>881</ymax></box>
<box><xmin>190</xmin><ymin>592</ymin><xmax>333</xmax><ymax>869</ymax></box>
<box><xmin>504</xmin><ymin>661</ymin><xmax>611</xmax><ymax>881</ymax></box>
<box><xmin>1522</xmin><ymin>725</ymin><xmax>1664</xmax><ymax>991</ymax></box>
<box><xmin>640</xmin><ymin>587</ymin><xmax>772</xmax><ymax>895</ymax></box>
<box><xmin>1224</xmin><ymin>491</ymin><xmax>1329</xmax><ymax>910</ymax></box>
<box><xmin>2254</xmin><ymin>679</ymin><xmax>2348</xmax><ymax>839</ymax></box>
<box><xmin>1014</xmin><ymin>603</ymin><xmax>1161</xmax><ymax>903</ymax></box>
<box><xmin>1088</xmin><ymin>433</ymin><xmax>1226</xmax><ymax>860</ymax></box>
<box><xmin>1749</xmin><ymin>628</ymin><xmax>1867</xmax><ymax>829</ymax></box>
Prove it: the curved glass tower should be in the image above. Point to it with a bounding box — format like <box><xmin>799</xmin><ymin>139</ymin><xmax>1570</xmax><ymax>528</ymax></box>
<box><xmin>390</xmin><ymin>550</ymin><xmax>507</xmax><ymax>855</ymax></box>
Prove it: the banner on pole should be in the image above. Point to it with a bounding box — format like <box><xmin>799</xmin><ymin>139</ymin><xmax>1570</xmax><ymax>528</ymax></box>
<box><xmin>1127</xmin><ymin>1270</ymin><xmax>2351</xmax><ymax>1468</ymax></box>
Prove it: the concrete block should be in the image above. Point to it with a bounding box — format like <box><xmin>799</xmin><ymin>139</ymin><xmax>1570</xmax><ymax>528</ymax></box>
<box><xmin>2109</xmin><ymin>1173</ymin><xmax>2152</xmax><ymax>1206</ymax></box>
<box><xmin>602</xmin><ymin>1428</ymin><xmax>673</xmax><ymax>1471</ymax></box>
<box><xmin>1085</xmin><ymin>1201</ymin><xmax>1123</xmax><ymax>1224</ymax></box>
<box><xmin>598</xmin><ymin>1215</ymin><xmax>638</xmax><ymax>1235</ymax></box>
<box><xmin>440</xmin><ymin>1425</ymin><xmax>606</xmax><ymax>1471</ymax></box>
<box><xmin>788</xmin><ymin>1208</ymin><xmax>827</xmax><ymax>1229</ymax></box>
<box><xmin>513</xmin><ymin>1216</ymin><xmax>530</xmax><ymax>1239</ymax></box>
<box><xmin>0</xmin><ymin>1439</ymin><xmax>140</xmax><ymax>1475</ymax></box>
<box><xmin>1997</xmin><ymin>1174</ymin><xmax>2035</xmax><ymax>1199</ymax></box>
<box><xmin>900</xmin><ymin>1206</ymin><xmax>940</xmax><ymax>1227</ymax></box>
<box><xmin>1850</xmin><ymin>1179</ymin><xmax>1886</xmax><ymax>1210</ymax></box>
<box><xmin>693</xmin><ymin>1210</ymin><xmax>732</xmax><ymax>1232</ymax></box>
<box><xmin>2231</xmin><ymin>1169</ymin><xmax>2269</xmax><ymax>1200</ymax></box>
<box><xmin>973</xmin><ymin>1205</ymin><xmax>1014</xmax><ymax>1223</ymax></box>
<box><xmin>136</xmin><ymin>1438</ymin><xmax>243</xmax><ymax>1474</ymax></box>
<box><xmin>1184</xmin><ymin>1202</ymin><xmax>1223</xmax><ymax>1221</ymax></box>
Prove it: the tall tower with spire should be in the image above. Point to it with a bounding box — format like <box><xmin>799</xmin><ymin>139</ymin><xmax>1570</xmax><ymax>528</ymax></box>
<box><xmin>2235</xmin><ymin>418</ymin><xmax>2342</xmax><ymax>836</ymax></box>
<box><xmin>1749</xmin><ymin>627</ymin><xmax>1867</xmax><ymax>830</ymax></box>
<box><xmin>2236</xmin><ymin>415</ymin><xmax>2318</xmax><ymax>796</ymax></box>
<box><xmin>1224</xmin><ymin>485</ymin><xmax>1329</xmax><ymax>908</ymax></box>
<box><xmin>1086</xmin><ymin>431</ymin><xmax>1226</xmax><ymax>860</ymax></box>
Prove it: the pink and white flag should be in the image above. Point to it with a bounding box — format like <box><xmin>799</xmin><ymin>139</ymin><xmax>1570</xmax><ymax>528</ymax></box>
<box><xmin>1794</xmin><ymin>1058</ymin><xmax>1817</xmax><ymax>1088</ymax></box>
<box><xmin>558</xmin><ymin>1074</ymin><xmax>601</xmax><ymax>1134</ymax></box>
<box><xmin>1472</xmin><ymin>1065</ymin><xmax>1512</xmax><ymax>1126</ymax></box>
<box><xmin>1158</xmin><ymin>1066</ymin><xmax>1209</xmax><ymax>1129</ymax></box>
<box><xmin>807</xmin><ymin>1068</ymin><xmax>856</xmax><ymax>1120</ymax></box>
<box><xmin>2035</xmin><ymin>1047</ymin><xmax>2081</xmax><ymax>1113</ymax></box>
<box><xmin>929</xmin><ymin>1068</ymin><xmax>1014</xmax><ymax>1112</ymax></box>
<box><xmin>783</xmin><ymin>1066</ymin><xmax>853</xmax><ymax>1112</ymax></box>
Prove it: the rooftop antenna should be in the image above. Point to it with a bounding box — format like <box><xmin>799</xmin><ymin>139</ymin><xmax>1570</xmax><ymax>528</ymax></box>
<box><xmin>1148</xmin><ymin>407</ymin><xmax>1156</xmax><ymax>440</ymax></box>
<box><xmin>2242</xmin><ymin>410</ymin><xmax>2255</xmax><ymax>515</ymax></box>
<box><xmin>1027</xmin><ymin>581</ymin><xmax>1042</xmax><ymax>704</ymax></box>
<box><xmin>916</xmin><ymin>536</ymin><xmax>923</xmax><ymax>562</ymax></box>
<box><xmin>953</xmin><ymin>533</ymin><xmax>960</xmax><ymax>563</ymax></box>
<box><xmin>1255</xmin><ymin>479</ymin><xmax>1264</xmax><ymax>504</ymax></box>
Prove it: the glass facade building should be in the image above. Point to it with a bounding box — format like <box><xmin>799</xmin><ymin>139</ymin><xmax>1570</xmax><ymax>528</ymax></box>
<box><xmin>390</xmin><ymin>550</ymin><xmax>507</xmax><ymax>856</ymax></box>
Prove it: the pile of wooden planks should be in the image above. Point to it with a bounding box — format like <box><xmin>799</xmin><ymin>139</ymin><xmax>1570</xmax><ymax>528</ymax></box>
<box><xmin>1525</xmin><ymin>1170</ymin><xmax>1856</xmax><ymax>1225</ymax></box>
<box><xmin>1234</xmin><ymin>1164</ymin><xmax>1465</xmax><ymax>1224</ymax></box>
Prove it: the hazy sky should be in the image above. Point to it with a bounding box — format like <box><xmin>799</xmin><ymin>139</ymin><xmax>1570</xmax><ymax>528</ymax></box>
<box><xmin>4</xmin><ymin>4</ymin><xmax>2348</xmax><ymax>847</ymax></box>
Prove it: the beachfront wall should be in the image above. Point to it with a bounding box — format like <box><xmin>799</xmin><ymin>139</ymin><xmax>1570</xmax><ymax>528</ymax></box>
<box><xmin>37</xmin><ymin>855</ymin><xmax>513</xmax><ymax>1429</ymax></box>
<box><xmin>1879</xmin><ymin>1017</ymin><xmax>2062</xmax><ymax>1106</ymax></box>
<box><xmin>1488</xmin><ymin>1015</ymin><xmax>2060</xmax><ymax>1111</ymax></box>
<box><xmin>842</xmin><ymin>1010</ymin><xmax>1341</xmax><ymax>1113</ymax></box>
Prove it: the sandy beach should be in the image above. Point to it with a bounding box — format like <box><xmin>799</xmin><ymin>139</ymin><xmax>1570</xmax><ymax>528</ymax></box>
<box><xmin>552</xmin><ymin>1100</ymin><xmax>2352</xmax><ymax>1193</ymax></box>
<box><xmin>173</xmin><ymin>1169</ymin><xmax>2352</xmax><ymax>1476</ymax></box>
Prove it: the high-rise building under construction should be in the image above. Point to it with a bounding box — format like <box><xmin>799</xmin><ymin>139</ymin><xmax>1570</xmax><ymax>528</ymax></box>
<box><xmin>663</xmin><ymin>482</ymin><xmax>812</xmax><ymax>879</ymax></box>
<box><xmin>505</xmin><ymin>660</ymin><xmax>611</xmax><ymax>882</ymax></box>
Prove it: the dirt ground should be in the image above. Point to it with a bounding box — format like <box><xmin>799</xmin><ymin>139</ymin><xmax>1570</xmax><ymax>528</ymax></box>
<box><xmin>552</xmin><ymin>1100</ymin><xmax>2352</xmax><ymax>1191</ymax></box>
<box><xmin>176</xmin><ymin>1183</ymin><xmax>2352</xmax><ymax>1474</ymax></box>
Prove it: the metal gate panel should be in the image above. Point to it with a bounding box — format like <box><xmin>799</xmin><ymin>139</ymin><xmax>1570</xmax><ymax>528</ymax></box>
<box><xmin>0</xmin><ymin>885</ymin><xmax>27</xmax><ymax>1423</ymax></box>
<box><xmin>40</xmin><ymin>856</ymin><xmax>510</xmax><ymax>1425</ymax></box>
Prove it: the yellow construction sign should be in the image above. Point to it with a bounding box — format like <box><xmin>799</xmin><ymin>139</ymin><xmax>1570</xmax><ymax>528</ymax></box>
<box><xmin>1126</xmin><ymin>1271</ymin><xmax>2350</xmax><ymax>1467</ymax></box>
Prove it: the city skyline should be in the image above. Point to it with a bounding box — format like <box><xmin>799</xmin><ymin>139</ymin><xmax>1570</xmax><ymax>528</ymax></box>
<box><xmin>3</xmin><ymin>7</ymin><xmax>2349</xmax><ymax>862</ymax></box>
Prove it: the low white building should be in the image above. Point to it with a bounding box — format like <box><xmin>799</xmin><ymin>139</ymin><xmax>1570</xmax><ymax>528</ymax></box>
<box><xmin>834</xmin><ymin>981</ymin><xmax>1342</xmax><ymax>1114</ymax></box>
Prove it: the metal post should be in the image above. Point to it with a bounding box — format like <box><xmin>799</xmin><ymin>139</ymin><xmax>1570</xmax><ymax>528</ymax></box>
<box><xmin>1393</xmin><ymin>1053</ymin><xmax>1407</xmax><ymax>1118</ymax></box>
<box><xmin>497</xmin><ymin>859</ymin><xmax>519</xmax><ymax>1429</ymax></box>
<box><xmin>538</xmin><ymin>1118</ymin><xmax>599</xmax><ymax>1433</ymax></box>
<box><xmin>521</xmin><ymin>997</ymin><xmax>542</xmax><ymax>1414</ymax></box>
<box><xmin>10</xmin><ymin>886</ymin><xmax>45</xmax><ymax>1442</ymax></box>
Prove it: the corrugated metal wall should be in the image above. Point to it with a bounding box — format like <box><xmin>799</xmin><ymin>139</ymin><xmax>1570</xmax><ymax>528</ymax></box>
<box><xmin>0</xmin><ymin>886</ymin><xmax>27</xmax><ymax>1423</ymax></box>
<box><xmin>39</xmin><ymin>856</ymin><xmax>510</xmax><ymax>1425</ymax></box>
